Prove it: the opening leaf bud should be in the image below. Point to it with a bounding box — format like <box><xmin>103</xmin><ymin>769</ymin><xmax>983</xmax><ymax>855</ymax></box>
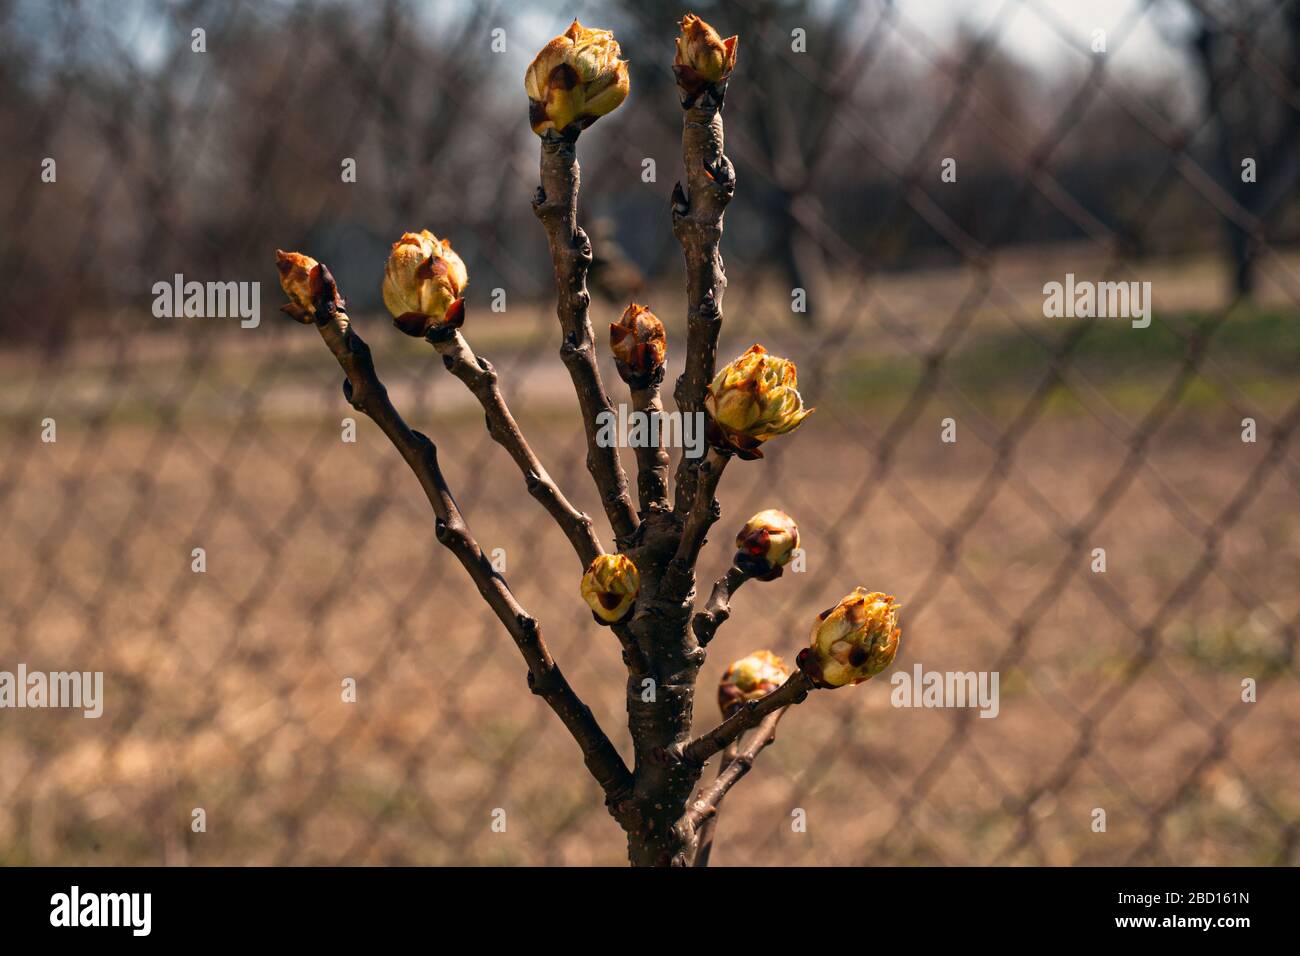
<box><xmin>735</xmin><ymin>509</ymin><xmax>799</xmax><ymax>579</ymax></box>
<box><xmin>609</xmin><ymin>303</ymin><xmax>667</xmax><ymax>386</ymax></box>
<box><xmin>580</xmin><ymin>554</ymin><xmax>640</xmax><ymax>625</ymax></box>
<box><xmin>674</xmin><ymin>13</ymin><xmax>738</xmax><ymax>97</ymax></box>
<box><xmin>704</xmin><ymin>345</ymin><xmax>813</xmax><ymax>458</ymax></box>
<box><xmin>276</xmin><ymin>250</ymin><xmax>324</xmax><ymax>323</ymax></box>
<box><xmin>801</xmin><ymin>588</ymin><xmax>901</xmax><ymax>688</ymax></box>
<box><xmin>718</xmin><ymin>650</ymin><xmax>790</xmax><ymax>718</ymax></box>
<box><xmin>382</xmin><ymin>230</ymin><xmax>468</xmax><ymax>338</ymax></box>
<box><xmin>525</xmin><ymin>20</ymin><xmax>630</xmax><ymax>137</ymax></box>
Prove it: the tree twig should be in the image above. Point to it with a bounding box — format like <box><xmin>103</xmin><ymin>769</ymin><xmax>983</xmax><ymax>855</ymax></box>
<box><xmin>306</xmin><ymin>265</ymin><xmax>635</xmax><ymax>821</ymax></box>
<box><xmin>689</xmin><ymin>738</ymin><xmax>739</xmax><ymax>867</ymax></box>
<box><xmin>691</xmin><ymin>563</ymin><xmax>752</xmax><ymax>646</ymax></box>
<box><xmin>687</xmin><ymin>707</ymin><xmax>787</xmax><ymax>838</ymax></box>
<box><xmin>661</xmin><ymin>446</ymin><xmax>730</xmax><ymax>604</ymax></box>
<box><xmin>430</xmin><ymin>327</ymin><xmax>604</xmax><ymax>567</ymax></box>
<box><xmin>680</xmin><ymin>669</ymin><xmax>815</xmax><ymax>768</ymax></box>
<box><xmin>630</xmin><ymin>370</ymin><xmax>671</xmax><ymax>513</ymax></box>
<box><xmin>671</xmin><ymin>83</ymin><xmax>735</xmax><ymax>516</ymax></box>
<box><xmin>532</xmin><ymin>132</ymin><xmax>639</xmax><ymax>548</ymax></box>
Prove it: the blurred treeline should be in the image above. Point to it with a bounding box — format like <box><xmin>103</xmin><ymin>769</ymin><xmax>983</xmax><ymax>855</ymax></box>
<box><xmin>1</xmin><ymin>0</ymin><xmax>1296</xmax><ymax>349</ymax></box>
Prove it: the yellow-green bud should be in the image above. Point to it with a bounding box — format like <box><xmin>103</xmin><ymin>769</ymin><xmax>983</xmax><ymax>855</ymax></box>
<box><xmin>580</xmin><ymin>554</ymin><xmax>640</xmax><ymax>625</ymax></box>
<box><xmin>704</xmin><ymin>345</ymin><xmax>813</xmax><ymax>458</ymax></box>
<box><xmin>735</xmin><ymin>509</ymin><xmax>799</xmax><ymax>579</ymax></box>
<box><xmin>525</xmin><ymin>20</ymin><xmax>630</xmax><ymax>137</ymax></box>
<box><xmin>800</xmin><ymin>588</ymin><xmax>901</xmax><ymax>688</ymax></box>
<box><xmin>381</xmin><ymin>230</ymin><xmax>468</xmax><ymax>338</ymax></box>
<box><xmin>718</xmin><ymin>650</ymin><xmax>790</xmax><ymax>718</ymax></box>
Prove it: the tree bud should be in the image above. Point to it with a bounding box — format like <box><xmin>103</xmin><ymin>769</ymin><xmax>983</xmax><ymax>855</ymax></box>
<box><xmin>801</xmin><ymin>588</ymin><xmax>901</xmax><ymax>688</ymax></box>
<box><xmin>718</xmin><ymin>650</ymin><xmax>790</xmax><ymax>718</ymax></box>
<box><xmin>609</xmin><ymin>302</ymin><xmax>667</xmax><ymax>385</ymax></box>
<box><xmin>674</xmin><ymin>13</ymin><xmax>737</xmax><ymax>98</ymax></box>
<box><xmin>580</xmin><ymin>553</ymin><xmax>640</xmax><ymax>625</ymax></box>
<box><xmin>735</xmin><ymin>509</ymin><xmax>799</xmax><ymax>579</ymax></box>
<box><xmin>275</xmin><ymin>249</ymin><xmax>323</xmax><ymax>323</ymax></box>
<box><xmin>526</xmin><ymin>20</ymin><xmax>630</xmax><ymax>137</ymax></box>
<box><xmin>381</xmin><ymin>230</ymin><xmax>468</xmax><ymax>338</ymax></box>
<box><xmin>704</xmin><ymin>345</ymin><xmax>813</xmax><ymax>458</ymax></box>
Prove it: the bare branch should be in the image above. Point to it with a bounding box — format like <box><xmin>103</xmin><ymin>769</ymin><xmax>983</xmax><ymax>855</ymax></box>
<box><xmin>680</xmin><ymin>668</ymin><xmax>816</xmax><ymax>768</ymax></box>
<box><xmin>686</xmin><ymin>707</ymin><xmax>788</xmax><ymax>837</ymax></box>
<box><xmin>692</xmin><ymin>563</ymin><xmax>752</xmax><ymax>646</ymax></box>
<box><xmin>532</xmin><ymin>132</ymin><xmax>639</xmax><ymax>547</ymax></box>
<box><xmin>630</xmin><ymin>373</ymin><xmax>671</xmax><ymax>513</ymax></box>
<box><xmin>689</xmin><ymin>738</ymin><xmax>739</xmax><ymax>867</ymax></box>
<box><xmin>305</xmin><ymin>265</ymin><xmax>634</xmax><ymax>819</ymax></box>
<box><xmin>430</xmin><ymin>326</ymin><xmax>604</xmax><ymax>567</ymax></box>
<box><xmin>612</xmin><ymin>622</ymin><xmax>650</xmax><ymax>676</ymax></box>
<box><xmin>661</xmin><ymin>446</ymin><xmax>730</xmax><ymax>604</ymax></box>
<box><xmin>671</xmin><ymin>85</ymin><xmax>735</xmax><ymax>516</ymax></box>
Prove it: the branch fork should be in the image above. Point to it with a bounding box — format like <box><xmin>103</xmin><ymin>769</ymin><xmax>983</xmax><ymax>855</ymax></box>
<box><xmin>275</xmin><ymin>14</ymin><xmax>896</xmax><ymax>868</ymax></box>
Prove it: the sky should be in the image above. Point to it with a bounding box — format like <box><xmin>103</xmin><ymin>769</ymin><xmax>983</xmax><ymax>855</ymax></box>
<box><xmin>20</xmin><ymin>0</ymin><xmax>1202</xmax><ymax>89</ymax></box>
<box><xmin>901</xmin><ymin>0</ymin><xmax>1195</xmax><ymax>75</ymax></box>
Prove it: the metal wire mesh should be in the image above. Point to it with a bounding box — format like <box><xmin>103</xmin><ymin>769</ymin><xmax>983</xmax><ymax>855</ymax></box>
<box><xmin>1</xmin><ymin>0</ymin><xmax>1297</xmax><ymax>865</ymax></box>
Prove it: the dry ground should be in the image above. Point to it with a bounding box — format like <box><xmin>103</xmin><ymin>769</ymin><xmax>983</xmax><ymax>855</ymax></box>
<box><xmin>1</xmin><ymin>253</ymin><xmax>1298</xmax><ymax>865</ymax></box>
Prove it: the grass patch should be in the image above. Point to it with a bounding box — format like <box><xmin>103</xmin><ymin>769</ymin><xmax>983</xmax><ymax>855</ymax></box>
<box><xmin>834</xmin><ymin>306</ymin><xmax>1300</xmax><ymax>411</ymax></box>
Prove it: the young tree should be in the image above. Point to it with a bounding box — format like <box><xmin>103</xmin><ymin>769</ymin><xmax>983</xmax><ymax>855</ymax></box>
<box><xmin>274</xmin><ymin>14</ymin><xmax>901</xmax><ymax>867</ymax></box>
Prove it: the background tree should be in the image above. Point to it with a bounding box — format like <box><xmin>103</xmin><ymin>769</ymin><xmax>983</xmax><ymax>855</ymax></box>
<box><xmin>1178</xmin><ymin>0</ymin><xmax>1300</xmax><ymax>295</ymax></box>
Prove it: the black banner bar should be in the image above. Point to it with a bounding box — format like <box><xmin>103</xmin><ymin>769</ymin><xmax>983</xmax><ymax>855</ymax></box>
<box><xmin>0</xmin><ymin>866</ymin><xmax>1282</xmax><ymax>942</ymax></box>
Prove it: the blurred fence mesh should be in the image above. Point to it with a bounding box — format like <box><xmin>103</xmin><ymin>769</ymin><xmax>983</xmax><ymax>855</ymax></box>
<box><xmin>1</xmin><ymin>0</ymin><xmax>1298</xmax><ymax>865</ymax></box>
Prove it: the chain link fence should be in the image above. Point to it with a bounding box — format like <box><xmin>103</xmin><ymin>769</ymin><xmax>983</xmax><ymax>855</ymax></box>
<box><xmin>1</xmin><ymin>0</ymin><xmax>1297</xmax><ymax>865</ymax></box>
